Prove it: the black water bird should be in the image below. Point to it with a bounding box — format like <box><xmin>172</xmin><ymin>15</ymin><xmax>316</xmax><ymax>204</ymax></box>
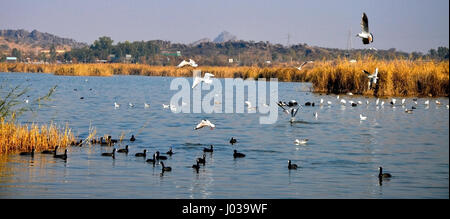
<box><xmin>146</xmin><ymin>153</ymin><xmax>157</xmax><ymax>165</ymax></box>
<box><xmin>197</xmin><ymin>154</ymin><xmax>206</xmax><ymax>165</ymax></box>
<box><xmin>192</xmin><ymin>161</ymin><xmax>201</xmax><ymax>171</ymax></box>
<box><xmin>117</xmin><ymin>145</ymin><xmax>129</xmax><ymax>153</ymax></box>
<box><xmin>166</xmin><ymin>147</ymin><xmax>173</xmax><ymax>156</ymax></box>
<box><xmin>233</xmin><ymin>150</ymin><xmax>246</xmax><ymax>158</ymax></box>
<box><xmin>54</xmin><ymin>149</ymin><xmax>68</xmax><ymax>160</ymax></box>
<box><xmin>155</xmin><ymin>151</ymin><xmax>167</xmax><ymax>160</ymax></box>
<box><xmin>41</xmin><ymin>146</ymin><xmax>58</xmax><ymax>154</ymax></box>
<box><xmin>203</xmin><ymin>145</ymin><xmax>213</xmax><ymax>153</ymax></box>
<box><xmin>288</xmin><ymin>160</ymin><xmax>298</xmax><ymax>170</ymax></box>
<box><xmin>378</xmin><ymin>167</ymin><xmax>392</xmax><ymax>179</ymax></box>
<box><xmin>20</xmin><ymin>148</ymin><xmax>35</xmax><ymax>156</ymax></box>
<box><xmin>160</xmin><ymin>161</ymin><xmax>172</xmax><ymax>172</ymax></box>
<box><xmin>135</xmin><ymin>149</ymin><xmax>147</xmax><ymax>157</ymax></box>
<box><xmin>130</xmin><ymin>135</ymin><xmax>136</xmax><ymax>142</ymax></box>
<box><xmin>229</xmin><ymin>137</ymin><xmax>237</xmax><ymax>145</ymax></box>
<box><xmin>101</xmin><ymin>148</ymin><xmax>116</xmax><ymax>159</ymax></box>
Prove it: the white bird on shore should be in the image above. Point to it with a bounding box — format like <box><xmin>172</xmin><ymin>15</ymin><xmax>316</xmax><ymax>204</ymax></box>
<box><xmin>337</xmin><ymin>95</ymin><xmax>340</xmax><ymax>100</ymax></box>
<box><xmin>340</xmin><ymin>99</ymin><xmax>347</xmax><ymax>105</ymax></box>
<box><xmin>424</xmin><ymin>100</ymin><xmax>430</xmax><ymax>105</ymax></box>
<box><xmin>356</xmin><ymin>12</ymin><xmax>374</xmax><ymax>45</ymax></box>
<box><xmin>294</xmin><ymin>138</ymin><xmax>309</xmax><ymax>145</ymax></box>
<box><xmin>192</xmin><ymin>73</ymin><xmax>215</xmax><ymax>88</ymax></box>
<box><xmin>381</xmin><ymin>101</ymin><xmax>385</xmax><ymax>106</ymax></box>
<box><xmin>289</xmin><ymin>107</ymin><xmax>300</xmax><ymax>123</ymax></box>
<box><xmin>114</xmin><ymin>102</ymin><xmax>120</xmax><ymax>108</ymax></box>
<box><xmin>177</xmin><ymin>59</ymin><xmax>198</xmax><ymax>68</ymax></box>
<box><xmin>390</xmin><ymin>98</ymin><xmax>396</xmax><ymax>105</ymax></box>
<box><xmin>366</xmin><ymin>100</ymin><xmax>370</xmax><ymax>105</ymax></box>
<box><xmin>194</xmin><ymin>120</ymin><xmax>216</xmax><ymax>130</ymax></box>
<box><xmin>435</xmin><ymin>100</ymin><xmax>442</xmax><ymax>105</ymax></box>
<box><xmin>347</xmin><ymin>92</ymin><xmax>354</xmax><ymax>96</ymax></box>
<box><xmin>401</xmin><ymin>99</ymin><xmax>406</xmax><ymax>105</ymax></box>
<box><xmin>360</xmin><ymin>114</ymin><xmax>367</xmax><ymax>120</ymax></box>
<box><xmin>376</xmin><ymin>98</ymin><xmax>380</xmax><ymax>105</ymax></box>
<box><xmin>320</xmin><ymin>98</ymin><xmax>324</xmax><ymax>105</ymax></box>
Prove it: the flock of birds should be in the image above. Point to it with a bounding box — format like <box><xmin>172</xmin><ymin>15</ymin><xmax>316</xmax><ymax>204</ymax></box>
<box><xmin>17</xmin><ymin>13</ymin><xmax>448</xmax><ymax>185</ymax></box>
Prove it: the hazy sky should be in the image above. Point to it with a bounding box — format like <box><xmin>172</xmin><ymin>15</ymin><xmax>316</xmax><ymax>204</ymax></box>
<box><xmin>0</xmin><ymin>0</ymin><xmax>448</xmax><ymax>53</ymax></box>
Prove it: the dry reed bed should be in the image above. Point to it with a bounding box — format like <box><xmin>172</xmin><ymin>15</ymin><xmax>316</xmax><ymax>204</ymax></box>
<box><xmin>0</xmin><ymin>118</ymin><xmax>75</xmax><ymax>154</ymax></box>
<box><xmin>0</xmin><ymin>59</ymin><xmax>448</xmax><ymax>97</ymax></box>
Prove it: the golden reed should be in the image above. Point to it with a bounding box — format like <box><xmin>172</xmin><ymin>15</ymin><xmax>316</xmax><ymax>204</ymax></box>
<box><xmin>0</xmin><ymin>58</ymin><xmax>448</xmax><ymax>97</ymax></box>
<box><xmin>0</xmin><ymin>118</ymin><xmax>75</xmax><ymax>154</ymax></box>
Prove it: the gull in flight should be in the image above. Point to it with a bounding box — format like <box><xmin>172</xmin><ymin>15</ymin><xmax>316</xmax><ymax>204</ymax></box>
<box><xmin>114</xmin><ymin>102</ymin><xmax>120</xmax><ymax>108</ymax></box>
<box><xmin>289</xmin><ymin>107</ymin><xmax>300</xmax><ymax>123</ymax></box>
<box><xmin>294</xmin><ymin>138</ymin><xmax>309</xmax><ymax>145</ymax></box>
<box><xmin>296</xmin><ymin>61</ymin><xmax>313</xmax><ymax>70</ymax></box>
<box><xmin>313</xmin><ymin>112</ymin><xmax>318</xmax><ymax>119</ymax></box>
<box><xmin>356</xmin><ymin>12</ymin><xmax>374</xmax><ymax>45</ymax></box>
<box><xmin>363</xmin><ymin>68</ymin><xmax>379</xmax><ymax>89</ymax></box>
<box><xmin>340</xmin><ymin>99</ymin><xmax>347</xmax><ymax>105</ymax></box>
<box><xmin>381</xmin><ymin>101</ymin><xmax>385</xmax><ymax>107</ymax></box>
<box><xmin>360</xmin><ymin>114</ymin><xmax>367</xmax><ymax>120</ymax></box>
<box><xmin>327</xmin><ymin>101</ymin><xmax>332</xmax><ymax>106</ymax></box>
<box><xmin>129</xmin><ymin>102</ymin><xmax>135</xmax><ymax>108</ymax></box>
<box><xmin>144</xmin><ymin>103</ymin><xmax>150</xmax><ymax>108</ymax></box>
<box><xmin>424</xmin><ymin>100</ymin><xmax>430</xmax><ymax>105</ymax></box>
<box><xmin>194</xmin><ymin>120</ymin><xmax>216</xmax><ymax>130</ymax></box>
<box><xmin>162</xmin><ymin>104</ymin><xmax>170</xmax><ymax>109</ymax></box>
<box><xmin>376</xmin><ymin>98</ymin><xmax>380</xmax><ymax>105</ymax></box>
<box><xmin>177</xmin><ymin>59</ymin><xmax>198</xmax><ymax>68</ymax></box>
<box><xmin>192</xmin><ymin>73</ymin><xmax>215</xmax><ymax>88</ymax></box>
<box><xmin>435</xmin><ymin>100</ymin><xmax>442</xmax><ymax>105</ymax></box>
<box><xmin>401</xmin><ymin>99</ymin><xmax>406</xmax><ymax>105</ymax></box>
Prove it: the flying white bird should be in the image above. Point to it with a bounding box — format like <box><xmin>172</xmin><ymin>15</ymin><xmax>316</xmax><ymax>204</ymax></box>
<box><xmin>401</xmin><ymin>99</ymin><xmax>406</xmax><ymax>105</ymax></box>
<box><xmin>327</xmin><ymin>101</ymin><xmax>332</xmax><ymax>105</ymax></box>
<box><xmin>289</xmin><ymin>107</ymin><xmax>300</xmax><ymax>123</ymax></box>
<box><xmin>144</xmin><ymin>103</ymin><xmax>150</xmax><ymax>108</ymax></box>
<box><xmin>162</xmin><ymin>104</ymin><xmax>170</xmax><ymax>109</ymax></box>
<box><xmin>360</xmin><ymin>114</ymin><xmax>367</xmax><ymax>120</ymax></box>
<box><xmin>129</xmin><ymin>102</ymin><xmax>135</xmax><ymax>107</ymax></box>
<box><xmin>192</xmin><ymin>73</ymin><xmax>215</xmax><ymax>88</ymax></box>
<box><xmin>296</xmin><ymin>61</ymin><xmax>313</xmax><ymax>70</ymax></box>
<box><xmin>294</xmin><ymin>139</ymin><xmax>309</xmax><ymax>145</ymax></box>
<box><xmin>366</xmin><ymin>100</ymin><xmax>370</xmax><ymax>105</ymax></box>
<box><xmin>424</xmin><ymin>100</ymin><xmax>430</xmax><ymax>105</ymax></box>
<box><xmin>114</xmin><ymin>102</ymin><xmax>120</xmax><ymax>108</ymax></box>
<box><xmin>320</xmin><ymin>98</ymin><xmax>324</xmax><ymax>105</ymax></box>
<box><xmin>177</xmin><ymin>59</ymin><xmax>198</xmax><ymax>68</ymax></box>
<box><xmin>363</xmin><ymin>68</ymin><xmax>379</xmax><ymax>89</ymax></box>
<box><xmin>356</xmin><ymin>12</ymin><xmax>374</xmax><ymax>45</ymax></box>
<box><xmin>313</xmin><ymin>112</ymin><xmax>318</xmax><ymax>119</ymax></box>
<box><xmin>340</xmin><ymin>99</ymin><xmax>347</xmax><ymax>105</ymax></box>
<box><xmin>390</xmin><ymin>98</ymin><xmax>396</xmax><ymax>105</ymax></box>
<box><xmin>435</xmin><ymin>100</ymin><xmax>442</xmax><ymax>105</ymax></box>
<box><xmin>376</xmin><ymin>98</ymin><xmax>380</xmax><ymax>105</ymax></box>
<box><xmin>194</xmin><ymin>120</ymin><xmax>216</xmax><ymax>130</ymax></box>
<box><xmin>381</xmin><ymin>101</ymin><xmax>385</xmax><ymax>106</ymax></box>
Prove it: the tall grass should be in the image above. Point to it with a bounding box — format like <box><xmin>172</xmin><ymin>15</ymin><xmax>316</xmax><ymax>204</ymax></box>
<box><xmin>0</xmin><ymin>117</ymin><xmax>75</xmax><ymax>154</ymax></box>
<box><xmin>0</xmin><ymin>58</ymin><xmax>448</xmax><ymax>97</ymax></box>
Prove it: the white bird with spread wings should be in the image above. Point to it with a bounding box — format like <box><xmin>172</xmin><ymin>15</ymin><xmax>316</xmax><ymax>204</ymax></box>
<box><xmin>177</xmin><ymin>59</ymin><xmax>198</xmax><ymax>68</ymax></box>
<box><xmin>356</xmin><ymin>13</ymin><xmax>374</xmax><ymax>45</ymax></box>
<box><xmin>363</xmin><ymin>68</ymin><xmax>379</xmax><ymax>90</ymax></box>
<box><xmin>192</xmin><ymin>73</ymin><xmax>215</xmax><ymax>88</ymax></box>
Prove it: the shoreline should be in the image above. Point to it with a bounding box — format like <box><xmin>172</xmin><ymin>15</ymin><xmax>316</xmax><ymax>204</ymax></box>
<box><xmin>0</xmin><ymin>60</ymin><xmax>448</xmax><ymax>97</ymax></box>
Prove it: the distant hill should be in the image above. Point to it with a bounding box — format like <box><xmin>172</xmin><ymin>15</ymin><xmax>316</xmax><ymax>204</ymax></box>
<box><xmin>0</xmin><ymin>29</ymin><xmax>87</xmax><ymax>56</ymax></box>
<box><xmin>213</xmin><ymin>31</ymin><xmax>237</xmax><ymax>43</ymax></box>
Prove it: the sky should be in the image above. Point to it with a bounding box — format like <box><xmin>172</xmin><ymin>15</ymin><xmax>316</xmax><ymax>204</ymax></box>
<box><xmin>0</xmin><ymin>0</ymin><xmax>448</xmax><ymax>53</ymax></box>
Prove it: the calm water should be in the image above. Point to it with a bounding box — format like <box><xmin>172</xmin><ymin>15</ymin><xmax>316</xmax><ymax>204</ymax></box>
<box><xmin>0</xmin><ymin>72</ymin><xmax>448</xmax><ymax>199</ymax></box>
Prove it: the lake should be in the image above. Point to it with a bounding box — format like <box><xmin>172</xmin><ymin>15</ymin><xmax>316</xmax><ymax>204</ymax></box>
<box><xmin>0</xmin><ymin>72</ymin><xmax>448</xmax><ymax>198</ymax></box>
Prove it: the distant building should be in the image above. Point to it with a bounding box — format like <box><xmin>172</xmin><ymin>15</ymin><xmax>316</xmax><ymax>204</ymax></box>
<box><xmin>228</xmin><ymin>58</ymin><xmax>233</xmax><ymax>63</ymax></box>
<box><xmin>6</xmin><ymin>57</ymin><xmax>17</xmax><ymax>62</ymax></box>
<box><xmin>161</xmin><ymin>51</ymin><xmax>181</xmax><ymax>56</ymax></box>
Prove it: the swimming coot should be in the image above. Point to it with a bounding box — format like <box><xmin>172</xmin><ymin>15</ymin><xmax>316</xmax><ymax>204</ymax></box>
<box><xmin>117</xmin><ymin>145</ymin><xmax>129</xmax><ymax>153</ymax></box>
<box><xmin>192</xmin><ymin>161</ymin><xmax>200</xmax><ymax>171</ymax></box>
<box><xmin>41</xmin><ymin>146</ymin><xmax>58</xmax><ymax>154</ymax></box>
<box><xmin>197</xmin><ymin>154</ymin><xmax>206</xmax><ymax>165</ymax></box>
<box><xmin>146</xmin><ymin>153</ymin><xmax>156</xmax><ymax>165</ymax></box>
<box><xmin>203</xmin><ymin>145</ymin><xmax>213</xmax><ymax>153</ymax></box>
<box><xmin>160</xmin><ymin>161</ymin><xmax>172</xmax><ymax>172</ymax></box>
<box><xmin>378</xmin><ymin>167</ymin><xmax>392</xmax><ymax>179</ymax></box>
<box><xmin>130</xmin><ymin>135</ymin><xmax>136</xmax><ymax>142</ymax></box>
<box><xmin>229</xmin><ymin>137</ymin><xmax>237</xmax><ymax>145</ymax></box>
<box><xmin>54</xmin><ymin>149</ymin><xmax>68</xmax><ymax>160</ymax></box>
<box><xmin>166</xmin><ymin>147</ymin><xmax>173</xmax><ymax>156</ymax></box>
<box><xmin>20</xmin><ymin>148</ymin><xmax>35</xmax><ymax>156</ymax></box>
<box><xmin>135</xmin><ymin>149</ymin><xmax>147</xmax><ymax>157</ymax></box>
<box><xmin>233</xmin><ymin>150</ymin><xmax>245</xmax><ymax>158</ymax></box>
<box><xmin>155</xmin><ymin>151</ymin><xmax>167</xmax><ymax>160</ymax></box>
<box><xmin>101</xmin><ymin>148</ymin><xmax>116</xmax><ymax>159</ymax></box>
<box><xmin>288</xmin><ymin>160</ymin><xmax>298</xmax><ymax>169</ymax></box>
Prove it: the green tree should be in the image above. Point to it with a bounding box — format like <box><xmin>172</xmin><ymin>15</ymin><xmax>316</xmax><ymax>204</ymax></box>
<box><xmin>11</xmin><ymin>48</ymin><xmax>22</xmax><ymax>61</ymax></box>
